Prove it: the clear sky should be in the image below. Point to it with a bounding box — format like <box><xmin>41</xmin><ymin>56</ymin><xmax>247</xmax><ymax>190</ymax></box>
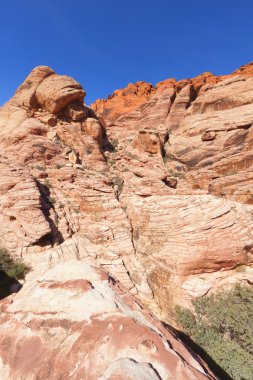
<box><xmin>1</xmin><ymin>0</ymin><xmax>252</xmax><ymax>106</ymax></box>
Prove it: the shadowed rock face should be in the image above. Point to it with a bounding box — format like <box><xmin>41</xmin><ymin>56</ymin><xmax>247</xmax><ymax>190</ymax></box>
<box><xmin>0</xmin><ymin>63</ymin><xmax>253</xmax><ymax>378</ymax></box>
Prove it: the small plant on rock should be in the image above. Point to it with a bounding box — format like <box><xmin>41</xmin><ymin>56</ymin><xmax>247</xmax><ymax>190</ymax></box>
<box><xmin>108</xmin><ymin>159</ymin><xmax>116</xmax><ymax>166</ymax></box>
<box><xmin>223</xmin><ymin>169</ymin><xmax>238</xmax><ymax>176</ymax></box>
<box><xmin>35</xmin><ymin>164</ymin><xmax>46</xmax><ymax>171</ymax></box>
<box><xmin>48</xmin><ymin>196</ymin><xmax>56</xmax><ymax>207</ymax></box>
<box><xmin>44</xmin><ymin>179</ymin><xmax>51</xmax><ymax>189</ymax></box>
<box><xmin>0</xmin><ymin>247</ymin><xmax>30</xmax><ymax>299</ymax></box>
<box><xmin>85</xmin><ymin>145</ymin><xmax>93</xmax><ymax>155</ymax></box>
<box><xmin>169</xmin><ymin>170</ymin><xmax>185</xmax><ymax>179</ymax></box>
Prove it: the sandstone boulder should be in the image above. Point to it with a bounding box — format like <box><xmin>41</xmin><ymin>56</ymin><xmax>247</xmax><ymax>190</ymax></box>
<box><xmin>162</xmin><ymin>175</ymin><xmax>177</xmax><ymax>188</ymax></box>
<box><xmin>84</xmin><ymin>117</ymin><xmax>103</xmax><ymax>144</ymax></box>
<box><xmin>11</xmin><ymin>66</ymin><xmax>55</xmax><ymax>109</ymax></box>
<box><xmin>133</xmin><ymin>130</ymin><xmax>162</xmax><ymax>154</ymax></box>
<box><xmin>36</xmin><ymin>74</ymin><xmax>85</xmax><ymax>114</ymax></box>
<box><xmin>68</xmin><ymin>151</ymin><xmax>80</xmax><ymax>164</ymax></box>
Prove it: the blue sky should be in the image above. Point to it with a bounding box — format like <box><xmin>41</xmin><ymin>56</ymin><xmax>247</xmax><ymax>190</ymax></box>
<box><xmin>0</xmin><ymin>0</ymin><xmax>252</xmax><ymax>106</ymax></box>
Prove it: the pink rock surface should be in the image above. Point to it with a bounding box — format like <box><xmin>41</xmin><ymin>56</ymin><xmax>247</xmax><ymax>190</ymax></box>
<box><xmin>91</xmin><ymin>62</ymin><xmax>253</xmax><ymax>316</ymax></box>
<box><xmin>36</xmin><ymin>74</ymin><xmax>85</xmax><ymax>114</ymax></box>
<box><xmin>1</xmin><ymin>63</ymin><xmax>253</xmax><ymax>378</ymax></box>
<box><xmin>0</xmin><ymin>262</ymin><xmax>216</xmax><ymax>380</ymax></box>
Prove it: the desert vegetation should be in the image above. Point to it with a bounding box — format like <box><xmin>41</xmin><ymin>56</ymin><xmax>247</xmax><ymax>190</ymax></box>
<box><xmin>0</xmin><ymin>247</ymin><xmax>30</xmax><ymax>299</ymax></box>
<box><xmin>175</xmin><ymin>285</ymin><xmax>253</xmax><ymax>380</ymax></box>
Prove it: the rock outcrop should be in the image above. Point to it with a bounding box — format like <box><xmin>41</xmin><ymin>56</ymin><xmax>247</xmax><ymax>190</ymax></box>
<box><xmin>93</xmin><ymin>81</ymin><xmax>154</xmax><ymax>122</ymax></box>
<box><xmin>91</xmin><ymin>62</ymin><xmax>253</xmax><ymax>316</ymax></box>
<box><xmin>0</xmin><ymin>66</ymin><xmax>151</xmax><ymax>300</ymax></box>
<box><xmin>1</xmin><ymin>63</ymin><xmax>253</xmax><ymax>378</ymax></box>
<box><xmin>0</xmin><ymin>262</ymin><xmax>215</xmax><ymax>380</ymax></box>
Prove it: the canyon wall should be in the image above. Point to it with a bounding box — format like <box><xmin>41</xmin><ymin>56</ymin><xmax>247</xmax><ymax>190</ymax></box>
<box><xmin>1</xmin><ymin>63</ymin><xmax>253</xmax><ymax>378</ymax></box>
<box><xmin>92</xmin><ymin>63</ymin><xmax>253</xmax><ymax>315</ymax></box>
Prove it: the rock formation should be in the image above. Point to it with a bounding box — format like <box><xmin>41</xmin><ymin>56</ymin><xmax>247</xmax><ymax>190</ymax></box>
<box><xmin>91</xmin><ymin>62</ymin><xmax>253</xmax><ymax>316</ymax></box>
<box><xmin>1</xmin><ymin>63</ymin><xmax>253</xmax><ymax>378</ymax></box>
<box><xmin>0</xmin><ymin>66</ymin><xmax>151</xmax><ymax>300</ymax></box>
<box><xmin>0</xmin><ymin>262</ymin><xmax>215</xmax><ymax>379</ymax></box>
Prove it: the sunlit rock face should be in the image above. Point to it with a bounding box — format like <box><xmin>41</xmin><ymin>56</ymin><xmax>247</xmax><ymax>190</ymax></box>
<box><xmin>0</xmin><ymin>66</ymin><xmax>151</xmax><ymax>299</ymax></box>
<box><xmin>0</xmin><ymin>262</ymin><xmax>216</xmax><ymax>380</ymax></box>
<box><xmin>0</xmin><ymin>63</ymin><xmax>253</xmax><ymax>378</ymax></box>
<box><xmin>91</xmin><ymin>62</ymin><xmax>253</xmax><ymax>316</ymax></box>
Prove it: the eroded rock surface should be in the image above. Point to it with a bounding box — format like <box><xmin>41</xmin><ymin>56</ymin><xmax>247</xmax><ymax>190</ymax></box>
<box><xmin>0</xmin><ymin>262</ymin><xmax>215</xmax><ymax>380</ymax></box>
<box><xmin>91</xmin><ymin>62</ymin><xmax>253</xmax><ymax>317</ymax></box>
<box><xmin>1</xmin><ymin>64</ymin><xmax>253</xmax><ymax>378</ymax></box>
<box><xmin>0</xmin><ymin>66</ymin><xmax>151</xmax><ymax>300</ymax></box>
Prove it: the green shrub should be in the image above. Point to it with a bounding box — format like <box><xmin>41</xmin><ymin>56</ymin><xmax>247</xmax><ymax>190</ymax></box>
<box><xmin>48</xmin><ymin>196</ymin><xmax>56</xmax><ymax>206</ymax></box>
<box><xmin>0</xmin><ymin>247</ymin><xmax>30</xmax><ymax>299</ymax></box>
<box><xmin>223</xmin><ymin>169</ymin><xmax>238</xmax><ymax>176</ymax></box>
<box><xmin>35</xmin><ymin>164</ymin><xmax>46</xmax><ymax>171</ymax></box>
<box><xmin>163</xmin><ymin>156</ymin><xmax>171</xmax><ymax>164</ymax></box>
<box><xmin>0</xmin><ymin>247</ymin><xmax>30</xmax><ymax>279</ymax></box>
<box><xmin>163</xmin><ymin>154</ymin><xmax>176</xmax><ymax>164</ymax></box>
<box><xmin>85</xmin><ymin>145</ymin><xmax>93</xmax><ymax>154</ymax></box>
<box><xmin>112</xmin><ymin>177</ymin><xmax>124</xmax><ymax>192</ymax></box>
<box><xmin>169</xmin><ymin>170</ymin><xmax>185</xmax><ymax>179</ymax></box>
<box><xmin>108</xmin><ymin>159</ymin><xmax>116</xmax><ymax>166</ymax></box>
<box><xmin>175</xmin><ymin>285</ymin><xmax>253</xmax><ymax>380</ymax></box>
<box><xmin>125</xmin><ymin>151</ymin><xmax>139</xmax><ymax>160</ymax></box>
<box><xmin>44</xmin><ymin>178</ymin><xmax>51</xmax><ymax>189</ymax></box>
<box><xmin>54</xmin><ymin>213</ymin><xmax>59</xmax><ymax>226</ymax></box>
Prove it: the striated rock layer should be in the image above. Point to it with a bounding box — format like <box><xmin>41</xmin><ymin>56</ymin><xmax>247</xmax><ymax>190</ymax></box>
<box><xmin>0</xmin><ymin>66</ymin><xmax>152</xmax><ymax>299</ymax></box>
<box><xmin>91</xmin><ymin>62</ymin><xmax>253</xmax><ymax>316</ymax></box>
<box><xmin>1</xmin><ymin>63</ymin><xmax>253</xmax><ymax>378</ymax></box>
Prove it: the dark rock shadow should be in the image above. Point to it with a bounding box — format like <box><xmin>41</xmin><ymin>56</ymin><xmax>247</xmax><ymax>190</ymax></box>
<box><xmin>162</xmin><ymin>322</ymin><xmax>233</xmax><ymax>380</ymax></box>
<box><xmin>101</xmin><ymin>126</ymin><xmax>115</xmax><ymax>152</ymax></box>
<box><xmin>0</xmin><ymin>270</ymin><xmax>22</xmax><ymax>300</ymax></box>
<box><xmin>34</xmin><ymin>180</ymin><xmax>64</xmax><ymax>246</ymax></box>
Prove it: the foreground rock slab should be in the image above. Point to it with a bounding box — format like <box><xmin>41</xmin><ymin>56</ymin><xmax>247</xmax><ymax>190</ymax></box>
<box><xmin>0</xmin><ymin>262</ymin><xmax>216</xmax><ymax>380</ymax></box>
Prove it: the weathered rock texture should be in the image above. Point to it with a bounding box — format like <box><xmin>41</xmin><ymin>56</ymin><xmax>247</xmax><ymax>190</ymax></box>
<box><xmin>0</xmin><ymin>66</ymin><xmax>151</xmax><ymax>300</ymax></box>
<box><xmin>0</xmin><ymin>262</ymin><xmax>215</xmax><ymax>380</ymax></box>
<box><xmin>91</xmin><ymin>62</ymin><xmax>253</xmax><ymax>316</ymax></box>
<box><xmin>1</xmin><ymin>63</ymin><xmax>253</xmax><ymax>378</ymax></box>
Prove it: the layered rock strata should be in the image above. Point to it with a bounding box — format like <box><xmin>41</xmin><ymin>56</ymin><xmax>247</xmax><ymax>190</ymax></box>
<box><xmin>1</xmin><ymin>63</ymin><xmax>253</xmax><ymax>378</ymax></box>
<box><xmin>91</xmin><ymin>63</ymin><xmax>253</xmax><ymax>316</ymax></box>
<box><xmin>0</xmin><ymin>66</ymin><xmax>151</xmax><ymax>299</ymax></box>
<box><xmin>1</xmin><ymin>63</ymin><xmax>253</xmax><ymax>323</ymax></box>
